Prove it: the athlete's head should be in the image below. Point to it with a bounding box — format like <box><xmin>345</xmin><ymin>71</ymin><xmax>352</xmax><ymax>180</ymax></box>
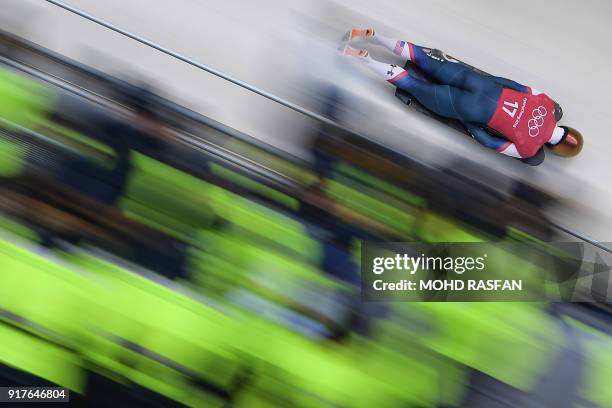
<box><xmin>548</xmin><ymin>126</ymin><xmax>583</xmax><ymax>157</ymax></box>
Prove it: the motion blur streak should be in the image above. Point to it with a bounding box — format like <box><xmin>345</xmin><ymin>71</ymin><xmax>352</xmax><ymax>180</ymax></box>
<box><xmin>0</xmin><ymin>1</ymin><xmax>611</xmax><ymax>407</ymax></box>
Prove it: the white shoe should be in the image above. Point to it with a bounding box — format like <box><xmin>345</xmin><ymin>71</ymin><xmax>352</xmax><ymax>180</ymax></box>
<box><xmin>340</xmin><ymin>45</ymin><xmax>369</xmax><ymax>58</ymax></box>
<box><xmin>342</xmin><ymin>28</ymin><xmax>375</xmax><ymax>43</ymax></box>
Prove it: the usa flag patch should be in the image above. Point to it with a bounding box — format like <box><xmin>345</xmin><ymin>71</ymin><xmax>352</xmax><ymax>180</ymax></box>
<box><xmin>393</xmin><ymin>40</ymin><xmax>405</xmax><ymax>55</ymax></box>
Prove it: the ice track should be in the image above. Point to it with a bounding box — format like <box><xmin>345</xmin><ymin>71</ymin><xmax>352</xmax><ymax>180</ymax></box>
<box><xmin>3</xmin><ymin>0</ymin><xmax>612</xmax><ymax>240</ymax></box>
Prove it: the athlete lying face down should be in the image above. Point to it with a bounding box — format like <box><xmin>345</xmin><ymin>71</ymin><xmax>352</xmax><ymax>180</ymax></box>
<box><xmin>342</xmin><ymin>28</ymin><xmax>581</xmax><ymax>164</ymax></box>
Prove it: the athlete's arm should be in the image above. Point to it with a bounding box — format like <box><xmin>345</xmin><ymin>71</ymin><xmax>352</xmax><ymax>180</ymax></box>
<box><xmin>491</xmin><ymin>76</ymin><xmax>529</xmax><ymax>93</ymax></box>
<box><xmin>464</xmin><ymin>123</ymin><xmax>523</xmax><ymax>158</ymax></box>
<box><xmin>491</xmin><ymin>76</ymin><xmax>546</xmax><ymax>96</ymax></box>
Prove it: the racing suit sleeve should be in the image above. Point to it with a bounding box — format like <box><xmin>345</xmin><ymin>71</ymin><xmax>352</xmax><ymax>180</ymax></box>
<box><xmin>464</xmin><ymin>123</ymin><xmax>523</xmax><ymax>158</ymax></box>
<box><xmin>491</xmin><ymin>76</ymin><xmax>529</xmax><ymax>93</ymax></box>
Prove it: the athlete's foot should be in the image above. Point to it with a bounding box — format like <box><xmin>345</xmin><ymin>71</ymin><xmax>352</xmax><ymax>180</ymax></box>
<box><xmin>342</xmin><ymin>28</ymin><xmax>375</xmax><ymax>43</ymax></box>
<box><xmin>340</xmin><ymin>45</ymin><xmax>369</xmax><ymax>58</ymax></box>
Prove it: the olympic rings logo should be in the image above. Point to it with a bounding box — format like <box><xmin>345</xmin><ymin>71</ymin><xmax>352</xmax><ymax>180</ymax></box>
<box><xmin>528</xmin><ymin>106</ymin><xmax>548</xmax><ymax>137</ymax></box>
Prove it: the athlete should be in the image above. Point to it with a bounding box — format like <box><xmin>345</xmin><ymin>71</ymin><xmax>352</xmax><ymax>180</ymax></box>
<box><xmin>341</xmin><ymin>28</ymin><xmax>581</xmax><ymax>163</ymax></box>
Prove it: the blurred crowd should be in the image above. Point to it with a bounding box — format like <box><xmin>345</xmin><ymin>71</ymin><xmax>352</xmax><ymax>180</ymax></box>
<box><xmin>0</xmin><ymin>29</ymin><xmax>611</xmax><ymax>408</ymax></box>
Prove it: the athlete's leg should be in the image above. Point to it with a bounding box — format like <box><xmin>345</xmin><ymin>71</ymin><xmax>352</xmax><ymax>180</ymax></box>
<box><xmin>344</xmin><ymin>28</ymin><xmax>504</xmax><ymax>96</ymax></box>
<box><xmin>342</xmin><ymin>46</ymin><xmax>495</xmax><ymax>123</ymax></box>
<box><xmin>343</xmin><ymin>28</ymin><xmax>416</xmax><ymax>62</ymax></box>
<box><xmin>341</xmin><ymin>46</ymin><xmax>405</xmax><ymax>81</ymax></box>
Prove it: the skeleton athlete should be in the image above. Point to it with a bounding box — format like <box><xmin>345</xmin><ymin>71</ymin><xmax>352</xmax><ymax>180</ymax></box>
<box><xmin>342</xmin><ymin>28</ymin><xmax>581</xmax><ymax>163</ymax></box>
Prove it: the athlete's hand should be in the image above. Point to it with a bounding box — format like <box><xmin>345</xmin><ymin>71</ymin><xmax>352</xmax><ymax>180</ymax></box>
<box><xmin>520</xmin><ymin>148</ymin><xmax>545</xmax><ymax>166</ymax></box>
